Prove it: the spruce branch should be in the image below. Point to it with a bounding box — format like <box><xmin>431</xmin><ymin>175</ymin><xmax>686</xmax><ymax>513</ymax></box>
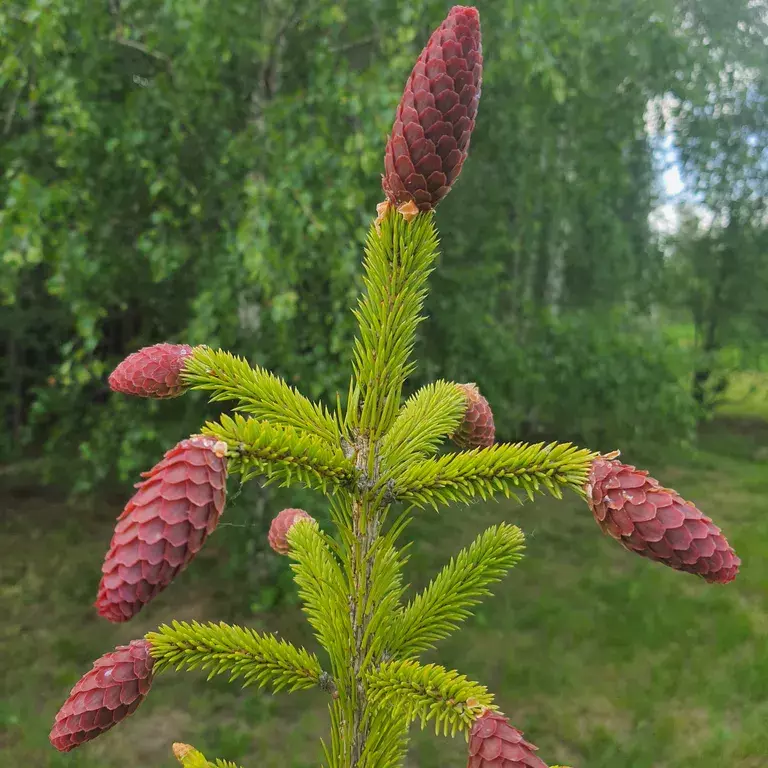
<box><xmin>203</xmin><ymin>413</ymin><xmax>356</xmax><ymax>493</ymax></box>
<box><xmin>146</xmin><ymin>621</ymin><xmax>322</xmax><ymax>693</ymax></box>
<box><xmin>380</xmin><ymin>380</ymin><xmax>466</xmax><ymax>474</ymax></box>
<box><xmin>183</xmin><ymin>346</ymin><xmax>339</xmax><ymax>445</ymax></box>
<box><xmin>288</xmin><ymin>518</ymin><xmax>352</xmax><ymax>675</ymax></box>
<box><xmin>388</xmin><ymin>524</ymin><xmax>525</xmax><ymax>658</ymax></box>
<box><xmin>393</xmin><ymin>441</ymin><xmax>598</xmax><ymax>509</ymax></box>
<box><xmin>347</xmin><ymin>211</ymin><xmax>440</xmax><ymax>441</ymax></box>
<box><xmin>366</xmin><ymin>660</ymin><xmax>493</xmax><ymax>737</ymax></box>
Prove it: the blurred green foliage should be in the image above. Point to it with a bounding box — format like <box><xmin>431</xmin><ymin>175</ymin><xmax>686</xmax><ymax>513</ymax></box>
<box><xmin>663</xmin><ymin>209</ymin><xmax>768</xmax><ymax>410</ymax></box>
<box><xmin>420</xmin><ymin>309</ymin><xmax>699</xmax><ymax>452</ymax></box>
<box><xmin>1</xmin><ymin>0</ymin><xmax>766</xmax><ymax>489</ymax></box>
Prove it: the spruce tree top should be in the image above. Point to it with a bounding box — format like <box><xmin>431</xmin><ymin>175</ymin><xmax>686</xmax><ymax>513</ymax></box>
<box><xmin>49</xmin><ymin>7</ymin><xmax>740</xmax><ymax>768</ymax></box>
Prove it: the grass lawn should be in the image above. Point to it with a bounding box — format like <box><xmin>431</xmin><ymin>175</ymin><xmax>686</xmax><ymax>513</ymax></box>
<box><xmin>1</xmin><ymin>416</ymin><xmax>766</xmax><ymax>768</ymax></box>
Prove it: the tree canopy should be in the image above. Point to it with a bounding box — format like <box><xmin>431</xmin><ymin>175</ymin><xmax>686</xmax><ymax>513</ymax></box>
<box><xmin>1</xmin><ymin>0</ymin><xmax>766</xmax><ymax>486</ymax></box>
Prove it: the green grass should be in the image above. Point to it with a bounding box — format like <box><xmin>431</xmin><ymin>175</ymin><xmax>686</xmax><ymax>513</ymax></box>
<box><xmin>2</xmin><ymin>415</ymin><xmax>767</xmax><ymax>768</ymax></box>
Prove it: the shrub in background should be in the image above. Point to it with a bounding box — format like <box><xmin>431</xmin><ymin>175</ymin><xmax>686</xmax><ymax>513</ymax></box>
<box><xmin>420</xmin><ymin>308</ymin><xmax>699</xmax><ymax>453</ymax></box>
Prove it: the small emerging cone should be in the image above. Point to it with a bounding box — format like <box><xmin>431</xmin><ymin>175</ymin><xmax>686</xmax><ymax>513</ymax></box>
<box><xmin>173</xmin><ymin>743</ymin><xmax>196</xmax><ymax>761</ymax></box>
<box><xmin>382</xmin><ymin>5</ymin><xmax>483</xmax><ymax>212</ymax></box>
<box><xmin>586</xmin><ymin>458</ymin><xmax>740</xmax><ymax>583</ymax></box>
<box><xmin>268</xmin><ymin>508</ymin><xmax>316</xmax><ymax>555</ymax></box>
<box><xmin>50</xmin><ymin>639</ymin><xmax>154</xmax><ymax>752</ymax></box>
<box><xmin>109</xmin><ymin>342</ymin><xmax>194</xmax><ymax>398</ymax></box>
<box><xmin>452</xmin><ymin>382</ymin><xmax>495</xmax><ymax>449</ymax></box>
<box><xmin>468</xmin><ymin>710</ymin><xmax>547</xmax><ymax>768</ymax></box>
<box><xmin>96</xmin><ymin>435</ymin><xmax>228</xmax><ymax>622</ymax></box>
<box><xmin>173</xmin><ymin>743</ymin><xmax>209</xmax><ymax>767</ymax></box>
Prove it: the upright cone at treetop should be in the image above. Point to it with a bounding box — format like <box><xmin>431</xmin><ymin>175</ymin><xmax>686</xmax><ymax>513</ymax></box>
<box><xmin>382</xmin><ymin>5</ymin><xmax>482</xmax><ymax>211</ymax></box>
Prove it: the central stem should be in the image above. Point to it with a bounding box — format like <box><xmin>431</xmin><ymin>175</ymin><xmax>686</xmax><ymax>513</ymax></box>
<box><xmin>339</xmin><ymin>210</ymin><xmax>430</xmax><ymax>767</ymax></box>
<box><xmin>348</xmin><ymin>436</ymin><xmax>381</xmax><ymax>767</ymax></box>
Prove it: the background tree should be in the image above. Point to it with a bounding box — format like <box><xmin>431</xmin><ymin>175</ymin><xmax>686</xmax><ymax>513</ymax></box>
<box><xmin>1</xmin><ymin>0</ymin><xmax>765</xmax><ymax>475</ymax></box>
<box><xmin>659</xmin><ymin>0</ymin><xmax>768</xmax><ymax>409</ymax></box>
<box><xmin>665</xmin><ymin>209</ymin><xmax>768</xmax><ymax>408</ymax></box>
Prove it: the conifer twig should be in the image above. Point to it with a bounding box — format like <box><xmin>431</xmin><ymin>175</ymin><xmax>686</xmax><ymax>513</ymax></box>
<box><xmin>146</xmin><ymin>621</ymin><xmax>323</xmax><ymax>692</ymax></box>
<box><xmin>366</xmin><ymin>660</ymin><xmax>494</xmax><ymax>736</ymax></box>
<box><xmin>203</xmin><ymin>413</ymin><xmax>356</xmax><ymax>492</ymax></box>
<box><xmin>184</xmin><ymin>347</ymin><xmax>340</xmax><ymax>445</ymax></box>
<box><xmin>389</xmin><ymin>524</ymin><xmax>525</xmax><ymax>658</ymax></box>
<box><xmin>393</xmin><ymin>441</ymin><xmax>598</xmax><ymax>509</ymax></box>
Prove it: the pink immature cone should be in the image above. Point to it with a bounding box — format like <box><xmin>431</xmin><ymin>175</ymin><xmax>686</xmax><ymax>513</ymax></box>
<box><xmin>382</xmin><ymin>5</ymin><xmax>482</xmax><ymax>211</ymax></box>
<box><xmin>468</xmin><ymin>710</ymin><xmax>547</xmax><ymax>768</ymax></box>
<box><xmin>586</xmin><ymin>458</ymin><xmax>740</xmax><ymax>584</ymax></box>
<box><xmin>50</xmin><ymin>639</ymin><xmax>155</xmax><ymax>752</ymax></box>
<box><xmin>96</xmin><ymin>435</ymin><xmax>228</xmax><ymax>622</ymax></box>
<box><xmin>268</xmin><ymin>508</ymin><xmax>316</xmax><ymax>555</ymax></box>
<box><xmin>108</xmin><ymin>343</ymin><xmax>194</xmax><ymax>398</ymax></box>
<box><xmin>452</xmin><ymin>382</ymin><xmax>495</xmax><ymax>449</ymax></box>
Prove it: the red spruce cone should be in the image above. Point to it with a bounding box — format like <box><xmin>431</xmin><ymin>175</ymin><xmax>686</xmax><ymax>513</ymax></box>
<box><xmin>108</xmin><ymin>343</ymin><xmax>194</xmax><ymax>398</ymax></box>
<box><xmin>586</xmin><ymin>458</ymin><xmax>740</xmax><ymax>584</ymax></box>
<box><xmin>268</xmin><ymin>508</ymin><xmax>316</xmax><ymax>555</ymax></box>
<box><xmin>96</xmin><ymin>436</ymin><xmax>228</xmax><ymax>622</ymax></box>
<box><xmin>50</xmin><ymin>639</ymin><xmax>154</xmax><ymax>752</ymax></box>
<box><xmin>382</xmin><ymin>5</ymin><xmax>482</xmax><ymax>211</ymax></box>
<box><xmin>468</xmin><ymin>710</ymin><xmax>547</xmax><ymax>768</ymax></box>
<box><xmin>452</xmin><ymin>382</ymin><xmax>495</xmax><ymax>449</ymax></box>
